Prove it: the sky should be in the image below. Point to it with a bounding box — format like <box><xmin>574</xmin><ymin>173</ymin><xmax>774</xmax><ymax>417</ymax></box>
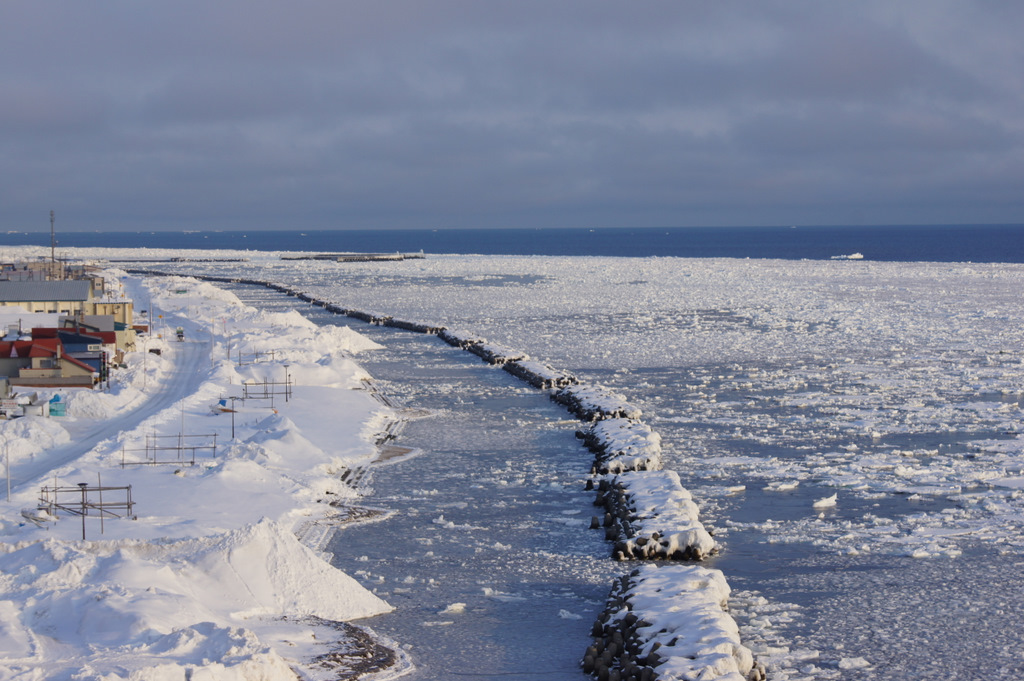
<box><xmin>2</xmin><ymin>1</ymin><xmax>1022</xmax><ymax>233</ymax></box>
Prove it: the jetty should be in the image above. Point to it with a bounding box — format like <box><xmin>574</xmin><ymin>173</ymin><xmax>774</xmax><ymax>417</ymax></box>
<box><xmin>280</xmin><ymin>252</ymin><xmax>425</xmax><ymax>262</ymax></box>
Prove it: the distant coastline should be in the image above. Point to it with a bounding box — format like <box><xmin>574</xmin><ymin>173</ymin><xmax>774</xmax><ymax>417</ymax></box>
<box><xmin>2</xmin><ymin>224</ymin><xmax>1023</xmax><ymax>263</ymax></box>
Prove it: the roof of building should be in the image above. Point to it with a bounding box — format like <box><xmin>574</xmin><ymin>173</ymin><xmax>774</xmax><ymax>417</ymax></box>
<box><xmin>61</xmin><ymin>353</ymin><xmax>99</xmax><ymax>373</ymax></box>
<box><xmin>33</xmin><ymin>328</ymin><xmax>117</xmax><ymax>346</ymax></box>
<box><xmin>0</xmin><ymin>280</ymin><xmax>92</xmax><ymax>303</ymax></box>
<box><xmin>0</xmin><ymin>337</ymin><xmax>60</xmax><ymax>359</ymax></box>
<box><xmin>0</xmin><ymin>340</ymin><xmax>37</xmax><ymax>359</ymax></box>
<box><xmin>59</xmin><ymin>315</ymin><xmax>115</xmax><ymax>332</ymax></box>
<box><xmin>0</xmin><ymin>337</ymin><xmax>96</xmax><ymax>374</ymax></box>
<box><xmin>28</xmin><ymin>338</ymin><xmax>60</xmax><ymax>358</ymax></box>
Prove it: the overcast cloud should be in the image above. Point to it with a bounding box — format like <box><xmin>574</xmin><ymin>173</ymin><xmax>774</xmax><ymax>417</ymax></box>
<box><xmin>2</xmin><ymin>1</ymin><xmax>1022</xmax><ymax>231</ymax></box>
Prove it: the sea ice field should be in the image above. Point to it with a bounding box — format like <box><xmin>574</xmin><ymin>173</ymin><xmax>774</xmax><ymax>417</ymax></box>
<box><xmin>12</xmin><ymin>246</ymin><xmax>1024</xmax><ymax>679</ymax></box>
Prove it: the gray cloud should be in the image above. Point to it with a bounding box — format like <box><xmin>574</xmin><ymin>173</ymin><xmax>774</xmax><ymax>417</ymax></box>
<box><xmin>1</xmin><ymin>1</ymin><xmax>1021</xmax><ymax>231</ymax></box>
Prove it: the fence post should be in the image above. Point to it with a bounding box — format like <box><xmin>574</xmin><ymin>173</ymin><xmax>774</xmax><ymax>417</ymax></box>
<box><xmin>78</xmin><ymin>482</ymin><xmax>88</xmax><ymax>540</ymax></box>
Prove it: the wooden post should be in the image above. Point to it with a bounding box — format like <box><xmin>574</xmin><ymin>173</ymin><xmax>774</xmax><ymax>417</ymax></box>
<box><xmin>78</xmin><ymin>482</ymin><xmax>88</xmax><ymax>540</ymax></box>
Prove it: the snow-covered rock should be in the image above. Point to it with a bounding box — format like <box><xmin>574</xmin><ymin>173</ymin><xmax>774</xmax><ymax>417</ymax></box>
<box><xmin>578</xmin><ymin>418</ymin><xmax>663</xmax><ymax>474</ymax></box>
<box><xmin>585</xmin><ymin>564</ymin><xmax>763</xmax><ymax>681</ymax></box>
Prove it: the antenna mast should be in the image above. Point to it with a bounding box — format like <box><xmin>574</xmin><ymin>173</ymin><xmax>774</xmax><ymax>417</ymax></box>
<box><xmin>50</xmin><ymin>210</ymin><xmax>56</xmax><ymax>264</ymax></box>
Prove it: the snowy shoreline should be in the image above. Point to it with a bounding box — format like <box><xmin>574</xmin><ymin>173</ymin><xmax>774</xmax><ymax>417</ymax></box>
<box><xmin>127</xmin><ymin>266</ymin><xmax>758</xmax><ymax>681</ymax></box>
<box><xmin>127</xmin><ymin>267</ymin><xmax>722</xmax><ymax>563</ymax></box>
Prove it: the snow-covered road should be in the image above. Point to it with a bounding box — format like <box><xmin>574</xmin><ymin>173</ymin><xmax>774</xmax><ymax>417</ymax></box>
<box><xmin>9</xmin><ymin>337</ymin><xmax>211</xmax><ymax>493</ymax></box>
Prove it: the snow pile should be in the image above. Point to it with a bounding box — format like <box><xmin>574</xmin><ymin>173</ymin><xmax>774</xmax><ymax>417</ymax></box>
<box><xmin>577</xmin><ymin>418</ymin><xmax>663</xmax><ymax>474</ymax></box>
<box><xmin>1</xmin><ymin>416</ymin><xmax>71</xmax><ymax>460</ymax></box>
<box><xmin>0</xmin><ymin>519</ymin><xmax>388</xmax><ymax>679</ymax></box>
<box><xmin>586</xmin><ymin>564</ymin><xmax>762</xmax><ymax>681</ymax></box>
<box><xmin>0</xmin><ymin>271</ymin><xmax>395</xmax><ymax>680</ymax></box>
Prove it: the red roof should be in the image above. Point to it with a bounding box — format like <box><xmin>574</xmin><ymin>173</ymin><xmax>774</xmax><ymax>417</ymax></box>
<box><xmin>31</xmin><ymin>327</ymin><xmax>116</xmax><ymax>344</ymax></box>
<box><xmin>0</xmin><ymin>340</ymin><xmax>35</xmax><ymax>359</ymax></box>
<box><xmin>28</xmin><ymin>338</ymin><xmax>60</xmax><ymax>358</ymax></box>
<box><xmin>0</xmin><ymin>338</ymin><xmax>59</xmax><ymax>359</ymax></box>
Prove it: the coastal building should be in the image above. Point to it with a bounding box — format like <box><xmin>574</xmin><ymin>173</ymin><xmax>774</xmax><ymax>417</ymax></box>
<box><xmin>0</xmin><ymin>280</ymin><xmax>92</xmax><ymax>316</ymax></box>
<box><xmin>0</xmin><ymin>266</ymin><xmax>133</xmax><ymax>389</ymax></box>
<box><xmin>0</xmin><ymin>337</ymin><xmax>96</xmax><ymax>388</ymax></box>
<box><xmin>0</xmin><ymin>280</ymin><xmax>134</xmax><ymax>326</ymax></box>
<box><xmin>60</xmin><ymin>314</ymin><xmax>136</xmax><ymax>355</ymax></box>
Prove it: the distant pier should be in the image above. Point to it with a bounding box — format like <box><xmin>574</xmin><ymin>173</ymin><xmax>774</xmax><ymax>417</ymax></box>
<box><xmin>280</xmin><ymin>252</ymin><xmax>425</xmax><ymax>262</ymax></box>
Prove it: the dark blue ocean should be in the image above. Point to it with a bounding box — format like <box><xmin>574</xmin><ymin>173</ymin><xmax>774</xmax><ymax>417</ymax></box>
<box><xmin>3</xmin><ymin>224</ymin><xmax>1023</xmax><ymax>262</ymax></box>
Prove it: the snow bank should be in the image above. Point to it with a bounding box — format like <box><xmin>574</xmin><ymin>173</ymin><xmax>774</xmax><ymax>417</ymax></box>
<box><xmin>0</xmin><ymin>520</ymin><xmax>389</xmax><ymax>679</ymax></box>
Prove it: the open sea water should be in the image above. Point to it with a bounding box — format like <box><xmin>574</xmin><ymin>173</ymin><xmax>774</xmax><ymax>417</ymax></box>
<box><xmin>3</xmin><ymin>224</ymin><xmax>1024</xmax><ymax>262</ymax></box>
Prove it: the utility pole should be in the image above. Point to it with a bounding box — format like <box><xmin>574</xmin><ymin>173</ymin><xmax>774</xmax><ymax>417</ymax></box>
<box><xmin>50</xmin><ymin>210</ymin><xmax>55</xmax><ymax>264</ymax></box>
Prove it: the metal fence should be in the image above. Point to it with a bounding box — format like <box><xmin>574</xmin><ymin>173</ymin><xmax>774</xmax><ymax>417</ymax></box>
<box><xmin>119</xmin><ymin>432</ymin><xmax>218</xmax><ymax>467</ymax></box>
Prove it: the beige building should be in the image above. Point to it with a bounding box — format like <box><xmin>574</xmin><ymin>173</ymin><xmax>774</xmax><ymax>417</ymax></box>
<box><xmin>0</xmin><ymin>280</ymin><xmax>133</xmax><ymax>325</ymax></box>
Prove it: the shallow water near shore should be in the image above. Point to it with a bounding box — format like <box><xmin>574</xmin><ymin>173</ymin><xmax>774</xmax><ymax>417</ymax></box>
<box><xmin>324</xmin><ymin>332</ymin><xmax>618</xmax><ymax>680</ymax></box>
<box><xmin>228</xmin><ymin>284</ymin><xmax>618</xmax><ymax>678</ymax></box>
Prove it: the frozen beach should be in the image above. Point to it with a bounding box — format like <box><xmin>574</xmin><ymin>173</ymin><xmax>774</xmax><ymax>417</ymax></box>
<box><xmin>3</xmin><ymin>245</ymin><xmax>1024</xmax><ymax>679</ymax></box>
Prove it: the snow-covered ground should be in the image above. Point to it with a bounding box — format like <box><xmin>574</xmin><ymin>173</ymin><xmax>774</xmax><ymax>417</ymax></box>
<box><xmin>0</xmin><ymin>270</ymin><xmax>398</xmax><ymax>680</ymax></box>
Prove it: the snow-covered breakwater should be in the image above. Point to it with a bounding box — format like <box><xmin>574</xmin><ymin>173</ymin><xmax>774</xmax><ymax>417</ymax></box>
<box><xmin>437</xmin><ymin>328</ymin><xmax>528</xmax><ymax>365</ymax></box>
<box><xmin>587</xmin><ymin>565</ymin><xmax>763</xmax><ymax>681</ymax></box>
<box><xmin>578</xmin><ymin>418</ymin><xmax>662</xmax><ymax>475</ymax></box>
<box><xmin>592</xmin><ymin>473</ymin><xmax>717</xmax><ymax>561</ymax></box>
<box><xmin>503</xmin><ymin>358</ymin><xmax>579</xmax><ymax>390</ymax></box>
